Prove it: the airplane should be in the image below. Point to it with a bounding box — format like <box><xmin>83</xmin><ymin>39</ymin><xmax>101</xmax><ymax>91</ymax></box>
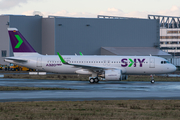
<box><xmin>4</xmin><ymin>28</ymin><xmax>176</xmax><ymax>83</ymax></box>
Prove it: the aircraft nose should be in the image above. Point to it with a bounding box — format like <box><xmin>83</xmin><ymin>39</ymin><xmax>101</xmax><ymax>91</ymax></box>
<box><xmin>171</xmin><ymin>65</ymin><xmax>177</xmax><ymax>72</ymax></box>
<box><xmin>167</xmin><ymin>64</ymin><xmax>177</xmax><ymax>73</ymax></box>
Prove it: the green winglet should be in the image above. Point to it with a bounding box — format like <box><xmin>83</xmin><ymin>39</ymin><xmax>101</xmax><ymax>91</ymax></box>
<box><xmin>79</xmin><ymin>52</ymin><xmax>83</xmax><ymax>56</ymax></box>
<box><xmin>57</xmin><ymin>52</ymin><xmax>66</xmax><ymax>64</ymax></box>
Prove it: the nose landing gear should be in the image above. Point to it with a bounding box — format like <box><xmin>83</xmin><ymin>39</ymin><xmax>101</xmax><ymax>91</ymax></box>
<box><xmin>150</xmin><ymin>74</ymin><xmax>155</xmax><ymax>84</ymax></box>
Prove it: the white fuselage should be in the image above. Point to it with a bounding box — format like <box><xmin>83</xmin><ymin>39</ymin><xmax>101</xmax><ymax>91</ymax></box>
<box><xmin>5</xmin><ymin>55</ymin><xmax>176</xmax><ymax>75</ymax></box>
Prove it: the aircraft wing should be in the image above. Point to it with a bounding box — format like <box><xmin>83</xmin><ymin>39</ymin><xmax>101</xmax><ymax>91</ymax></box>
<box><xmin>57</xmin><ymin>52</ymin><xmax>118</xmax><ymax>72</ymax></box>
<box><xmin>66</xmin><ymin>63</ymin><xmax>106</xmax><ymax>71</ymax></box>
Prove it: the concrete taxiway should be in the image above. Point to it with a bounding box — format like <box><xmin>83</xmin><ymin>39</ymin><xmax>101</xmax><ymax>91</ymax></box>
<box><xmin>0</xmin><ymin>78</ymin><xmax>180</xmax><ymax>102</ymax></box>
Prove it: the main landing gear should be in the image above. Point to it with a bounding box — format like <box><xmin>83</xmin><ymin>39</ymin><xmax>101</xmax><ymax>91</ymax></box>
<box><xmin>150</xmin><ymin>74</ymin><xmax>155</xmax><ymax>84</ymax></box>
<box><xmin>89</xmin><ymin>77</ymin><xmax>99</xmax><ymax>83</ymax></box>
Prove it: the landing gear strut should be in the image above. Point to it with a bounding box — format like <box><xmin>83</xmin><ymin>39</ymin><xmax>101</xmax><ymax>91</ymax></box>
<box><xmin>89</xmin><ymin>77</ymin><xmax>99</xmax><ymax>83</ymax></box>
<box><xmin>150</xmin><ymin>74</ymin><xmax>155</xmax><ymax>84</ymax></box>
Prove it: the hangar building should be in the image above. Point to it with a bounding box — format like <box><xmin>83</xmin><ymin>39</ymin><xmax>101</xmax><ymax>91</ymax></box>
<box><xmin>0</xmin><ymin>15</ymin><xmax>169</xmax><ymax>64</ymax></box>
<box><xmin>148</xmin><ymin>15</ymin><xmax>180</xmax><ymax>66</ymax></box>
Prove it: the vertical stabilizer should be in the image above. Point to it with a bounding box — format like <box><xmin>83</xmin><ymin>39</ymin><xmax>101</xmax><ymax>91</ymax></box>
<box><xmin>8</xmin><ymin>28</ymin><xmax>40</xmax><ymax>56</ymax></box>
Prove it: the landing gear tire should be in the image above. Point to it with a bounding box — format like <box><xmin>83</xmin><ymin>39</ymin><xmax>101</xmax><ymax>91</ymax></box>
<box><xmin>94</xmin><ymin>78</ymin><xmax>99</xmax><ymax>83</ymax></box>
<box><xmin>150</xmin><ymin>74</ymin><xmax>155</xmax><ymax>84</ymax></box>
<box><xmin>89</xmin><ymin>78</ymin><xmax>95</xmax><ymax>83</ymax></box>
<box><xmin>151</xmin><ymin>79</ymin><xmax>155</xmax><ymax>84</ymax></box>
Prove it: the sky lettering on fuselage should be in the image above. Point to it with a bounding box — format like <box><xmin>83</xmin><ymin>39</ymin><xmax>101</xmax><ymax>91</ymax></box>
<box><xmin>121</xmin><ymin>58</ymin><xmax>145</xmax><ymax>67</ymax></box>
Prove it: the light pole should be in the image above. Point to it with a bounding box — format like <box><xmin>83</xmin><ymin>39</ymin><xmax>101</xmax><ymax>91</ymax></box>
<box><xmin>173</xmin><ymin>47</ymin><xmax>177</xmax><ymax>65</ymax></box>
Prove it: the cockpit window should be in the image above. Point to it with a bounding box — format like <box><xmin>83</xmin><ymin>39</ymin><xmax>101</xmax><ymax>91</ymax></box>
<box><xmin>164</xmin><ymin>61</ymin><xmax>169</xmax><ymax>64</ymax></box>
<box><xmin>161</xmin><ymin>61</ymin><xmax>170</xmax><ymax>64</ymax></box>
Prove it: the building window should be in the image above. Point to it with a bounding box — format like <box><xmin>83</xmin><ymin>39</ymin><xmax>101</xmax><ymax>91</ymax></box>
<box><xmin>160</xmin><ymin>36</ymin><xmax>180</xmax><ymax>39</ymax></box>
<box><xmin>160</xmin><ymin>42</ymin><xmax>164</xmax><ymax>44</ymax></box>
<box><xmin>1</xmin><ymin>50</ymin><xmax>7</xmax><ymax>57</ymax></box>
<box><xmin>167</xmin><ymin>31</ymin><xmax>179</xmax><ymax>34</ymax></box>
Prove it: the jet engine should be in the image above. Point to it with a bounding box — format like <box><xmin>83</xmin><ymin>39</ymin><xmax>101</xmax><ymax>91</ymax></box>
<box><xmin>98</xmin><ymin>69</ymin><xmax>128</xmax><ymax>80</ymax></box>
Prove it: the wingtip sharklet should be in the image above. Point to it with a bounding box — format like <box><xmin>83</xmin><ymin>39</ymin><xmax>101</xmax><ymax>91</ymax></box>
<box><xmin>79</xmin><ymin>52</ymin><xmax>83</xmax><ymax>56</ymax></box>
<box><xmin>57</xmin><ymin>52</ymin><xmax>68</xmax><ymax>64</ymax></box>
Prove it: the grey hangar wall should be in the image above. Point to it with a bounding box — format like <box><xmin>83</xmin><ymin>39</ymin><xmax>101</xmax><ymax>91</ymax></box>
<box><xmin>0</xmin><ymin>15</ymin><xmax>159</xmax><ymax>64</ymax></box>
<box><xmin>49</xmin><ymin>17</ymin><xmax>159</xmax><ymax>55</ymax></box>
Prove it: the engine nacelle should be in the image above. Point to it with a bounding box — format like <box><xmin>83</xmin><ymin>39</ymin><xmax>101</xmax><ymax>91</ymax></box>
<box><xmin>105</xmin><ymin>69</ymin><xmax>121</xmax><ymax>80</ymax></box>
<box><xmin>99</xmin><ymin>69</ymin><xmax>128</xmax><ymax>81</ymax></box>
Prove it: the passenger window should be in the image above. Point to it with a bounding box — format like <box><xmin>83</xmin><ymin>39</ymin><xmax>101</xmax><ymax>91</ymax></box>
<box><xmin>161</xmin><ymin>61</ymin><xmax>163</xmax><ymax>64</ymax></box>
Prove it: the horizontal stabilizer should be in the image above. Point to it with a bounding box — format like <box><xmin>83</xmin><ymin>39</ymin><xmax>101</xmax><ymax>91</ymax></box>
<box><xmin>4</xmin><ymin>57</ymin><xmax>27</xmax><ymax>63</ymax></box>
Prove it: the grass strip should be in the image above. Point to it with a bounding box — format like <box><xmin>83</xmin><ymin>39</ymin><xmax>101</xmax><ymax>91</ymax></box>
<box><xmin>0</xmin><ymin>100</ymin><xmax>180</xmax><ymax>120</ymax></box>
<box><xmin>3</xmin><ymin>74</ymin><xmax>180</xmax><ymax>82</ymax></box>
<box><xmin>0</xmin><ymin>86</ymin><xmax>74</xmax><ymax>91</ymax></box>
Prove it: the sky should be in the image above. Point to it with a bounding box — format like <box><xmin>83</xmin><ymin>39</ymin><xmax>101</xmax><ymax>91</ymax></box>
<box><xmin>0</xmin><ymin>0</ymin><xmax>180</xmax><ymax>18</ymax></box>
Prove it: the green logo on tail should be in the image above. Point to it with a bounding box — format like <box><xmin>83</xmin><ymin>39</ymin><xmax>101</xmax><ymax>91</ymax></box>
<box><xmin>14</xmin><ymin>35</ymin><xmax>23</xmax><ymax>48</ymax></box>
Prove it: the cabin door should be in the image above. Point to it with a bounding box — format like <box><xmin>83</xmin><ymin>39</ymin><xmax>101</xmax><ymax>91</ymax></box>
<box><xmin>37</xmin><ymin>57</ymin><xmax>42</xmax><ymax>67</ymax></box>
<box><xmin>149</xmin><ymin>58</ymin><xmax>155</xmax><ymax>68</ymax></box>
